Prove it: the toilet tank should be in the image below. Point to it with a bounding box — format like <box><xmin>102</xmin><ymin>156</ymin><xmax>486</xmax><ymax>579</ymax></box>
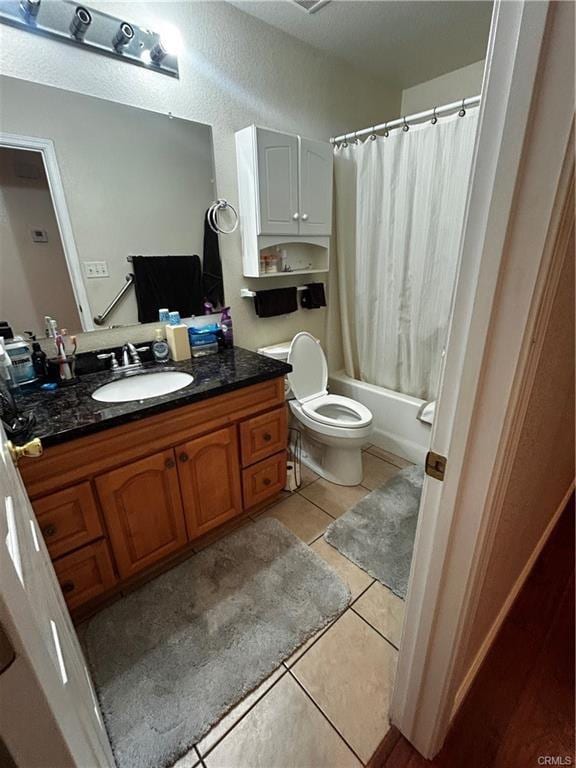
<box><xmin>257</xmin><ymin>341</ymin><xmax>292</xmax><ymax>397</ymax></box>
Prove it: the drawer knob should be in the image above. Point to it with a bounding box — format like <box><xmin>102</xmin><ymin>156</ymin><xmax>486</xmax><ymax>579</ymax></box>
<box><xmin>263</xmin><ymin>433</ymin><xmax>272</xmax><ymax>442</ymax></box>
<box><xmin>263</xmin><ymin>477</ymin><xmax>271</xmax><ymax>486</ymax></box>
<box><xmin>42</xmin><ymin>523</ymin><xmax>57</xmax><ymax>538</ymax></box>
<box><xmin>61</xmin><ymin>581</ymin><xmax>75</xmax><ymax>594</ymax></box>
<box><xmin>179</xmin><ymin>453</ymin><xmax>189</xmax><ymax>463</ymax></box>
<box><xmin>165</xmin><ymin>458</ymin><xmax>175</xmax><ymax>469</ymax></box>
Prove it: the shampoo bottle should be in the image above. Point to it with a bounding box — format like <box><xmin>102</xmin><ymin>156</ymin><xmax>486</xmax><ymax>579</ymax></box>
<box><xmin>220</xmin><ymin>307</ymin><xmax>234</xmax><ymax>349</ymax></box>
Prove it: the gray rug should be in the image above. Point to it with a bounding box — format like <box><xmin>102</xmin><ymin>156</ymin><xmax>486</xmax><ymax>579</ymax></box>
<box><xmin>83</xmin><ymin>518</ymin><xmax>350</xmax><ymax>768</ymax></box>
<box><xmin>324</xmin><ymin>464</ymin><xmax>424</xmax><ymax>599</ymax></box>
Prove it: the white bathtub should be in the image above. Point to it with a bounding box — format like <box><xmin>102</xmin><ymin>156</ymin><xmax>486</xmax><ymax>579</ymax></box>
<box><xmin>328</xmin><ymin>370</ymin><xmax>431</xmax><ymax>465</ymax></box>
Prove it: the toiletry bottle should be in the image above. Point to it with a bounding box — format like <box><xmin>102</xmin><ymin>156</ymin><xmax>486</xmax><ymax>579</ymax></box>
<box><xmin>220</xmin><ymin>307</ymin><xmax>234</xmax><ymax>349</ymax></box>
<box><xmin>0</xmin><ymin>338</ymin><xmax>18</xmax><ymax>392</ymax></box>
<box><xmin>152</xmin><ymin>329</ymin><xmax>170</xmax><ymax>363</ymax></box>
<box><xmin>31</xmin><ymin>342</ymin><xmax>48</xmax><ymax>380</ymax></box>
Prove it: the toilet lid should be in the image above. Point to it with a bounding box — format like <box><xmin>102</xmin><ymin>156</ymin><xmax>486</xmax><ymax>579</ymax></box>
<box><xmin>287</xmin><ymin>332</ymin><xmax>328</xmax><ymax>403</ymax></box>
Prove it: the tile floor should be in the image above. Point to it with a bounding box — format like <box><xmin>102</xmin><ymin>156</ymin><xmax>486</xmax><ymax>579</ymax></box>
<box><xmin>174</xmin><ymin>446</ymin><xmax>413</xmax><ymax>768</ymax></box>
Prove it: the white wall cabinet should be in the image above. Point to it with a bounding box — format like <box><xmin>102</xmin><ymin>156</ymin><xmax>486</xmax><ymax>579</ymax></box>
<box><xmin>236</xmin><ymin>125</ymin><xmax>333</xmax><ymax>277</ymax></box>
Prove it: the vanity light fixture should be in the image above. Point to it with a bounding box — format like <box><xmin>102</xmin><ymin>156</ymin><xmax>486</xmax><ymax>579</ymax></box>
<box><xmin>113</xmin><ymin>20</ymin><xmax>134</xmax><ymax>50</ymax></box>
<box><xmin>69</xmin><ymin>5</ymin><xmax>91</xmax><ymax>40</ymax></box>
<box><xmin>0</xmin><ymin>1</ymin><xmax>180</xmax><ymax>78</ymax></box>
<box><xmin>19</xmin><ymin>0</ymin><xmax>40</xmax><ymax>20</ymax></box>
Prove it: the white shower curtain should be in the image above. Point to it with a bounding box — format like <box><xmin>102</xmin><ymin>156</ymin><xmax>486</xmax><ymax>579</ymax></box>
<box><xmin>334</xmin><ymin>110</ymin><xmax>478</xmax><ymax>400</ymax></box>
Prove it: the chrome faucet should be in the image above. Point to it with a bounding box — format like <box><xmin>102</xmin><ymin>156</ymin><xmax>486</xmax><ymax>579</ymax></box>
<box><xmin>98</xmin><ymin>342</ymin><xmax>149</xmax><ymax>372</ymax></box>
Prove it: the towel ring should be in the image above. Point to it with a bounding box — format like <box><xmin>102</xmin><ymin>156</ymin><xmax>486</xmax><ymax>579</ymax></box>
<box><xmin>208</xmin><ymin>199</ymin><xmax>238</xmax><ymax>235</ymax></box>
<box><xmin>458</xmin><ymin>98</ymin><xmax>466</xmax><ymax>117</ymax></box>
<box><xmin>402</xmin><ymin>116</ymin><xmax>410</xmax><ymax>132</ymax></box>
<box><xmin>431</xmin><ymin>106</ymin><xmax>438</xmax><ymax>125</ymax></box>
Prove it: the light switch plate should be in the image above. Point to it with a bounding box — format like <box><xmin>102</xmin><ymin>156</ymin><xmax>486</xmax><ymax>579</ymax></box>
<box><xmin>84</xmin><ymin>261</ymin><xmax>109</xmax><ymax>278</ymax></box>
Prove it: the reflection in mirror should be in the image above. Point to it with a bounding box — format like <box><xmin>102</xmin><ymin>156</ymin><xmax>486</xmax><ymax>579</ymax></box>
<box><xmin>0</xmin><ymin>75</ymin><xmax>218</xmax><ymax>338</ymax></box>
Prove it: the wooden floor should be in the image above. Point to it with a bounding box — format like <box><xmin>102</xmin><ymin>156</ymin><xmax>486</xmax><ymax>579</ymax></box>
<box><xmin>378</xmin><ymin>496</ymin><xmax>575</xmax><ymax>768</ymax></box>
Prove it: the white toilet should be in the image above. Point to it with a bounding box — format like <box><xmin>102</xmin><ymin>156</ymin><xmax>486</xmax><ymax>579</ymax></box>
<box><xmin>260</xmin><ymin>333</ymin><xmax>373</xmax><ymax>486</ymax></box>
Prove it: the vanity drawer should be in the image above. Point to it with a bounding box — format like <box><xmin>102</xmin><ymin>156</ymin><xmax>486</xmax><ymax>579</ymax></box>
<box><xmin>240</xmin><ymin>406</ymin><xmax>288</xmax><ymax>467</ymax></box>
<box><xmin>53</xmin><ymin>540</ymin><xmax>117</xmax><ymax>611</ymax></box>
<box><xmin>242</xmin><ymin>452</ymin><xmax>287</xmax><ymax>509</ymax></box>
<box><xmin>32</xmin><ymin>482</ymin><xmax>103</xmax><ymax>559</ymax></box>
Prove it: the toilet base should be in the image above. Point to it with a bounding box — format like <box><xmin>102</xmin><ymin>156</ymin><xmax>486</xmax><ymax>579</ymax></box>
<box><xmin>299</xmin><ymin>431</ymin><xmax>366</xmax><ymax>487</ymax></box>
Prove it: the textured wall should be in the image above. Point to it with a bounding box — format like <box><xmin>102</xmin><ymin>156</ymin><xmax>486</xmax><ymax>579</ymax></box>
<box><xmin>401</xmin><ymin>60</ymin><xmax>485</xmax><ymax>115</ymax></box>
<box><xmin>0</xmin><ymin>1</ymin><xmax>399</xmax><ymax>353</ymax></box>
<box><xmin>463</xmin><ymin>234</ymin><xmax>575</xmax><ymax>672</ymax></box>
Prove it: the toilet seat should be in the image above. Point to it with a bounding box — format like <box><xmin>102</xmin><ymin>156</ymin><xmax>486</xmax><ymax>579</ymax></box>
<box><xmin>288</xmin><ymin>332</ymin><xmax>373</xmax><ymax>430</ymax></box>
<box><xmin>302</xmin><ymin>393</ymin><xmax>372</xmax><ymax>429</ymax></box>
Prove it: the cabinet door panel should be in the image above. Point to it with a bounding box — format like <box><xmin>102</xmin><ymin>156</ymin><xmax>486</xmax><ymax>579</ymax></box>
<box><xmin>96</xmin><ymin>449</ymin><xmax>187</xmax><ymax>579</ymax></box>
<box><xmin>256</xmin><ymin>128</ymin><xmax>299</xmax><ymax>236</ymax></box>
<box><xmin>242</xmin><ymin>452</ymin><xmax>287</xmax><ymax>510</ymax></box>
<box><xmin>177</xmin><ymin>426</ymin><xmax>243</xmax><ymax>538</ymax></box>
<box><xmin>299</xmin><ymin>137</ymin><xmax>333</xmax><ymax>236</ymax></box>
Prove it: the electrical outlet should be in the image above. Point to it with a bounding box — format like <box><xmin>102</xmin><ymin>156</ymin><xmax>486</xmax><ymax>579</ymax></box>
<box><xmin>84</xmin><ymin>261</ymin><xmax>109</xmax><ymax>278</ymax></box>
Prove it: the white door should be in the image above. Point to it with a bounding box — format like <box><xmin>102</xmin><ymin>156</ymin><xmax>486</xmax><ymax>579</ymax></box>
<box><xmin>0</xmin><ymin>426</ymin><xmax>114</xmax><ymax>767</ymax></box>
<box><xmin>256</xmin><ymin>127</ymin><xmax>300</xmax><ymax>236</ymax></box>
<box><xmin>298</xmin><ymin>137</ymin><xmax>333</xmax><ymax>236</ymax></box>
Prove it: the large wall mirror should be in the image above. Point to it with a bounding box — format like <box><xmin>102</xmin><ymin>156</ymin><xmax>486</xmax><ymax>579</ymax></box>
<box><xmin>0</xmin><ymin>75</ymin><xmax>219</xmax><ymax>337</ymax></box>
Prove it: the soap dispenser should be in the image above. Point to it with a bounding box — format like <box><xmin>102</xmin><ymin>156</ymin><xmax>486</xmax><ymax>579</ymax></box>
<box><xmin>152</xmin><ymin>329</ymin><xmax>169</xmax><ymax>363</ymax></box>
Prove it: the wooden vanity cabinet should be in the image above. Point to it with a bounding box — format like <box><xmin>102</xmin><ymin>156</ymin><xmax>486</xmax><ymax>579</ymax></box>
<box><xmin>176</xmin><ymin>426</ymin><xmax>243</xmax><ymax>539</ymax></box>
<box><xmin>95</xmin><ymin>449</ymin><xmax>188</xmax><ymax>580</ymax></box>
<box><xmin>21</xmin><ymin>377</ymin><xmax>288</xmax><ymax>616</ymax></box>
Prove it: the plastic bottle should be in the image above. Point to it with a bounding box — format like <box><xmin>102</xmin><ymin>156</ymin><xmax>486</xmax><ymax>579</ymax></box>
<box><xmin>220</xmin><ymin>307</ymin><xmax>234</xmax><ymax>349</ymax></box>
<box><xmin>31</xmin><ymin>342</ymin><xmax>48</xmax><ymax>380</ymax></box>
<box><xmin>152</xmin><ymin>329</ymin><xmax>170</xmax><ymax>363</ymax></box>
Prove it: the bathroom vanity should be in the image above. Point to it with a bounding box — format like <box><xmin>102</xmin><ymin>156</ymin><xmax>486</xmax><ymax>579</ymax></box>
<box><xmin>15</xmin><ymin>348</ymin><xmax>290</xmax><ymax>619</ymax></box>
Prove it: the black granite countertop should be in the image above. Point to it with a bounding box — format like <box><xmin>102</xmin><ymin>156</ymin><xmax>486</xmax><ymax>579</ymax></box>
<box><xmin>14</xmin><ymin>347</ymin><xmax>291</xmax><ymax>447</ymax></box>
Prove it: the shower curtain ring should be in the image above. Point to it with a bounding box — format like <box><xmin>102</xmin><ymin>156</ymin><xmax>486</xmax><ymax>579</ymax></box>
<box><xmin>402</xmin><ymin>116</ymin><xmax>409</xmax><ymax>132</ymax></box>
<box><xmin>383</xmin><ymin>122</ymin><xmax>389</xmax><ymax>138</ymax></box>
<box><xmin>369</xmin><ymin>126</ymin><xmax>377</xmax><ymax>141</ymax></box>
<box><xmin>431</xmin><ymin>106</ymin><xmax>438</xmax><ymax>125</ymax></box>
<box><xmin>458</xmin><ymin>98</ymin><xmax>466</xmax><ymax>117</ymax></box>
<box><xmin>352</xmin><ymin>131</ymin><xmax>359</xmax><ymax>145</ymax></box>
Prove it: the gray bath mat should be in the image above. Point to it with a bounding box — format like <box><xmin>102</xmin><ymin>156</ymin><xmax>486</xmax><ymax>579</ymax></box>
<box><xmin>83</xmin><ymin>518</ymin><xmax>350</xmax><ymax>768</ymax></box>
<box><xmin>324</xmin><ymin>464</ymin><xmax>424</xmax><ymax>599</ymax></box>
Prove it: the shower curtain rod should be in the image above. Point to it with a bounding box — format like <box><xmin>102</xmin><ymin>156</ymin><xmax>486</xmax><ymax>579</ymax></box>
<box><xmin>330</xmin><ymin>94</ymin><xmax>481</xmax><ymax>144</ymax></box>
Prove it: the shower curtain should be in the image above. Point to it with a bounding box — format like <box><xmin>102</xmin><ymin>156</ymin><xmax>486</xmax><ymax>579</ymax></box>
<box><xmin>333</xmin><ymin>110</ymin><xmax>478</xmax><ymax>401</ymax></box>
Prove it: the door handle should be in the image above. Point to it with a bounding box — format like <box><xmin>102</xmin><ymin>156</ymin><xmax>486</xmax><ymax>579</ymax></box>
<box><xmin>179</xmin><ymin>453</ymin><xmax>189</xmax><ymax>463</ymax></box>
<box><xmin>61</xmin><ymin>580</ymin><xmax>75</xmax><ymax>594</ymax></box>
<box><xmin>263</xmin><ymin>433</ymin><xmax>272</xmax><ymax>442</ymax></box>
<box><xmin>42</xmin><ymin>523</ymin><xmax>57</xmax><ymax>538</ymax></box>
<box><xmin>292</xmin><ymin>212</ymin><xmax>300</xmax><ymax>221</ymax></box>
<box><xmin>301</xmin><ymin>213</ymin><xmax>309</xmax><ymax>221</ymax></box>
<box><xmin>7</xmin><ymin>438</ymin><xmax>43</xmax><ymax>465</ymax></box>
<box><xmin>165</xmin><ymin>458</ymin><xmax>175</xmax><ymax>469</ymax></box>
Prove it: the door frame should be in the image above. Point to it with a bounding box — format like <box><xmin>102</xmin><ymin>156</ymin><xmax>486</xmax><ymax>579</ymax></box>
<box><xmin>391</xmin><ymin>0</ymin><xmax>574</xmax><ymax>757</ymax></box>
<box><xmin>0</xmin><ymin>132</ymin><xmax>95</xmax><ymax>331</ymax></box>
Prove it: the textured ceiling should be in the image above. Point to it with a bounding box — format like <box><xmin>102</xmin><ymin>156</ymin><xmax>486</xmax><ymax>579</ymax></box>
<box><xmin>229</xmin><ymin>1</ymin><xmax>493</xmax><ymax>88</ymax></box>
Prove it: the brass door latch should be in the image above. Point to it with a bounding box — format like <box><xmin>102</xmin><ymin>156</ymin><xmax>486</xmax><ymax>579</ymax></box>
<box><xmin>7</xmin><ymin>438</ymin><xmax>43</xmax><ymax>464</ymax></box>
<box><xmin>425</xmin><ymin>451</ymin><xmax>447</xmax><ymax>481</ymax></box>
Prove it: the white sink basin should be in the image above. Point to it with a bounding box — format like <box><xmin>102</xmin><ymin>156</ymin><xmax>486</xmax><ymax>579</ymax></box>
<box><xmin>92</xmin><ymin>371</ymin><xmax>194</xmax><ymax>403</ymax></box>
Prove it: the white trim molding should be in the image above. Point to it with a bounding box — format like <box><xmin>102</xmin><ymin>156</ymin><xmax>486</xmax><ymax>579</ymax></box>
<box><xmin>0</xmin><ymin>132</ymin><xmax>94</xmax><ymax>331</ymax></box>
<box><xmin>391</xmin><ymin>0</ymin><xmax>575</xmax><ymax>758</ymax></box>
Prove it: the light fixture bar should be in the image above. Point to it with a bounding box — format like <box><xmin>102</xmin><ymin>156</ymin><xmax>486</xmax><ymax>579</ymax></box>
<box><xmin>0</xmin><ymin>0</ymin><xmax>179</xmax><ymax>78</ymax></box>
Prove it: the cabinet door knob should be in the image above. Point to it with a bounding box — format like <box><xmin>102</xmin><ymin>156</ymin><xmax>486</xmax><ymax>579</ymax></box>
<box><xmin>179</xmin><ymin>453</ymin><xmax>189</xmax><ymax>463</ymax></box>
<box><xmin>165</xmin><ymin>458</ymin><xmax>175</xmax><ymax>469</ymax></box>
<box><xmin>292</xmin><ymin>212</ymin><xmax>300</xmax><ymax>221</ymax></box>
<box><xmin>61</xmin><ymin>581</ymin><xmax>75</xmax><ymax>594</ymax></box>
<box><xmin>263</xmin><ymin>477</ymin><xmax>271</xmax><ymax>486</ymax></box>
<box><xmin>42</xmin><ymin>523</ymin><xmax>57</xmax><ymax>538</ymax></box>
<box><xmin>263</xmin><ymin>432</ymin><xmax>272</xmax><ymax>442</ymax></box>
<box><xmin>301</xmin><ymin>213</ymin><xmax>309</xmax><ymax>221</ymax></box>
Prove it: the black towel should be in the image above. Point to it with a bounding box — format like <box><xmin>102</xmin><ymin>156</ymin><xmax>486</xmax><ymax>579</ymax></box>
<box><xmin>202</xmin><ymin>210</ymin><xmax>225</xmax><ymax>308</ymax></box>
<box><xmin>253</xmin><ymin>287</ymin><xmax>298</xmax><ymax>318</ymax></box>
<box><xmin>300</xmin><ymin>282</ymin><xmax>326</xmax><ymax>309</ymax></box>
<box><xmin>132</xmin><ymin>255</ymin><xmax>203</xmax><ymax>323</ymax></box>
